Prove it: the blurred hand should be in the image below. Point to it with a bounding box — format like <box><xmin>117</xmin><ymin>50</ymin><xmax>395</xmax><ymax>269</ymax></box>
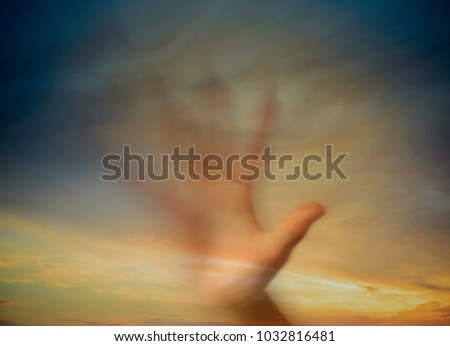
<box><xmin>139</xmin><ymin>81</ymin><xmax>324</xmax><ymax>322</ymax></box>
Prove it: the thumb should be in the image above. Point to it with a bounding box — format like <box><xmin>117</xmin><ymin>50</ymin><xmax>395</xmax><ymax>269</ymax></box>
<box><xmin>271</xmin><ymin>202</ymin><xmax>325</xmax><ymax>254</ymax></box>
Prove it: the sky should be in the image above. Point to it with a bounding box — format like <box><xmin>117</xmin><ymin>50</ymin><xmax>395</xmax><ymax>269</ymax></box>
<box><xmin>1</xmin><ymin>0</ymin><xmax>450</xmax><ymax>325</ymax></box>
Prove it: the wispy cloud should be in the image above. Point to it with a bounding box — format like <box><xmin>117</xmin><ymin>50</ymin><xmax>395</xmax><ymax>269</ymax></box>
<box><xmin>0</xmin><ymin>300</ymin><xmax>21</xmax><ymax>306</ymax></box>
<box><xmin>385</xmin><ymin>301</ymin><xmax>450</xmax><ymax>326</ymax></box>
<box><xmin>415</xmin><ymin>282</ymin><xmax>450</xmax><ymax>293</ymax></box>
<box><xmin>359</xmin><ymin>285</ymin><xmax>380</xmax><ymax>294</ymax></box>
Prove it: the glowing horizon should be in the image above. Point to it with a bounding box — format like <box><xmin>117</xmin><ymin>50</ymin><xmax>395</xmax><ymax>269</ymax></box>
<box><xmin>1</xmin><ymin>1</ymin><xmax>449</xmax><ymax>326</ymax></box>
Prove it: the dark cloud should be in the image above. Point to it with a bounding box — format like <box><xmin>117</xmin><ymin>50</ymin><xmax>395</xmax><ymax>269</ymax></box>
<box><xmin>0</xmin><ymin>319</ymin><xmax>17</xmax><ymax>326</ymax></box>
<box><xmin>415</xmin><ymin>282</ymin><xmax>450</xmax><ymax>293</ymax></box>
<box><xmin>359</xmin><ymin>285</ymin><xmax>380</xmax><ymax>294</ymax></box>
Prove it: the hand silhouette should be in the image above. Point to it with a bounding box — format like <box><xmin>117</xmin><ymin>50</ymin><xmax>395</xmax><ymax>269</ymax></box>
<box><xmin>137</xmin><ymin>80</ymin><xmax>325</xmax><ymax>324</ymax></box>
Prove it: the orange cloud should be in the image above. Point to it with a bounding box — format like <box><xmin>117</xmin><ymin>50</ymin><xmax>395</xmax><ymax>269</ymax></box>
<box><xmin>0</xmin><ymin>300</ymin><xmax>21</xmax><ymax>306</ymax></box>
<box><xmin>383</xmin><ymin>301</ymin><xmax>450</xmax><ymax>326</ymax></box>
<box><xmin>359</xmin><ymin>284</ymin><xmax>380</xmax><ymax>294</ymax></box>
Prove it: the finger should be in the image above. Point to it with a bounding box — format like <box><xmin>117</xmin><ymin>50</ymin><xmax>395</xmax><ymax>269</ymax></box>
<box><xmin>250</xmin><ymin>88</ymin><xmax>278</xmax><ymax>154</ymax></box>
<box><xmin>149</xmin><ymin>77</ymin><xmax>202</xmax><ymax>150</ymax></box>
<box><xmin>271</xmin><ymin>202</ymin><xmax>325</xmax><ymax>254</ymax></box>
<box><xmin>195</xmin><ymin>75</ymin><xmax>233</xmax><ymax>154</ymax></box>
<box><xmin>160</xmin><ymin>94</ymin><xmax>202</xmax><ymax>148</ymax></box>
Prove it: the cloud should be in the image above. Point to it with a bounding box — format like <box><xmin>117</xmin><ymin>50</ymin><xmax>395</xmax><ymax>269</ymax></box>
<box><xmin>415</xmin><ymin>282</ymin><xmax>450</xmax><ymax>293</ymax></box>
<box><xmin>386</xmin><ymin>301</ymin><xmax>450</xmax><ymax>326</ymax></box>
<box><xmin>124</xmin><ymin>235</ymin><xmax>155</xmax><ymax>242</ymax></box>
<box><xmin>124</xmin><ymin>235</ymin><xmax>173</xmax><ymax>247</ymax></box>
<box><xmin>359</xmin><ymin>285</ymin><xmax>380</xmax><ymax>294</ymax></box>
<box><xmin>56</xmin><ymin>316</ymin><xmax>232</xmax><ymax>326</ymax></box>
<box><xmin>141</xmin><ymin>312</ymin><xmax>179</xmax><ymax>317</ymax></box>
<box><xmin>0</xmin><ymin>300</ymin><xmax>20</xmax><ymax>306</ymax></box>
<box><xmin>0</xmin><ymin>319</ymin><xmax>16</xmax><ymax>326</ymax></box>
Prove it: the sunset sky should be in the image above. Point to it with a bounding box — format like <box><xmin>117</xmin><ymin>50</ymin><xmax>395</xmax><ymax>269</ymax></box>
<box><xmin>1</xmin><ymin>1</ymin><xmax>450</xmax><ymax>325</ymax></box>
